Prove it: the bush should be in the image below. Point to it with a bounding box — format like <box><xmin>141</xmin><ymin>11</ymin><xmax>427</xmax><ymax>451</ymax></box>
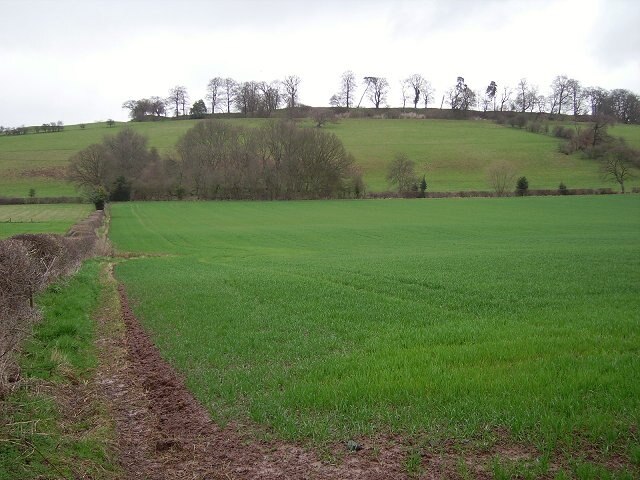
<box><xmin>110</xmin><ymin>176</ymin><xmax>131</xmax><ymax>202</ymax></box>
<box><xmin>553</xmin><ymin>125</ymin><xmax>575</xmax><ymax>140</ymax></box>
<box><xmin>87</xmin><ymin>186</ymin><xmax>108</xmax><ymax>210</ymax></box>
<box><xmin>486</xmin><ymin>161</ymin><xmax>516</xmax><ymax>196</ymax></box>
<box><xmin>558</xmin><ymin>181</ymin><xmax>568</xmax><ymax>195</ymax></box>
<box><xmin>419</xmin><ymin>175</ymin><xmax>427</xmax><ymax>198</ymax></box>
<box><xmin>516</xmin><ymin>176</ymin><xmax>529</xmax><ymax>196</ymax></box>
<box><xmin>10</xmin><ymin>234</ymin><xmax>66</xmax><ymax>286</ymax></box>
<box><xmin>514</xmin><ymin>115</ymin><xmax>527</xmax><ymax>129</ymax></box>
<box><xmin>558</xmin><ymin>141</ymin><xmax>575</xmax><ymax>155</ymax></box>
<box><xmin>526</xmin><ymin>121</ymin><xmax>543</xmax><ymax>134</ymax></box>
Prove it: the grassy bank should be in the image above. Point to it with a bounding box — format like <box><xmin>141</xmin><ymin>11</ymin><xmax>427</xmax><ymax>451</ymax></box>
<box><xmin>0</xmin><ymin>261</ymin><xmax>118</xmax><ymax>479</ymax></box>
<box><xmin>2</xmin><ymin>117</ymin><xmax>639</xmax><ymax>196</ymax></box>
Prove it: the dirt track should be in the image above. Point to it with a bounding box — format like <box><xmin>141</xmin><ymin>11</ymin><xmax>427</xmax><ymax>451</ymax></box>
<box><xmin>95</xmin><ymin>274</ymin><xmax>419</xmax><ymax>479</ymax></box>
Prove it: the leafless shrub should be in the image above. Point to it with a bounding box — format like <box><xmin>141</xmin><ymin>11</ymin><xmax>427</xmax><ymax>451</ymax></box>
<box><xmin>11</xmin><ymin>234</ymin><xmax>66</xmax><ymax>286</ymax></box>
<box><xmin>0</xmin><ymin>239</ymin><xmax>40</xmax><ymax>392</ymax></box>
<box><xmin>486</xmin><ymin>161</ymin><xmax>516</xmax><ymax>196</ymax></box>
<box><xmin>0</xmin><ymin>211</ymin><xmax>104</xmax><ymax>396</ymax></box>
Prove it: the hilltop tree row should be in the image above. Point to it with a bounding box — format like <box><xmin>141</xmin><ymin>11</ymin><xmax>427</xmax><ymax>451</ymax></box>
<box><xmin>122</xmin><ymin>75</ymin><xmax>302</xmax><ymax>121</ymax></box>
<box><xmin>122</xmin><ymin>72</ymin><xmax>640</xmax><ymax>124</ymax></box>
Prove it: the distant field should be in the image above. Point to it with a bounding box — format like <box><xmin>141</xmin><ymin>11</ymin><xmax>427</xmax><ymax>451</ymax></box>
<box><xmin>110</xmin><ymin>197</ymin><xmax>640</xmax><ymax>471</ymax></box>
<box><xmin>0</xmin><ymin>203</ymin><xmax>91</xmax><ymax>238</ymax></box>
<box><xmin>324</xmin><ymin>118</ymin><xmax>640</xmax><ymax>191</ymax></box>
<box><xmin>1</xmin><ymin>118</ymin><xmax>639</xmax><ymax>196</ymax></box>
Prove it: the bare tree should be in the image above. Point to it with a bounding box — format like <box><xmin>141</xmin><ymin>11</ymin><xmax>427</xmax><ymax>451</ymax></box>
<box><xmin>515</xmin><ymin>78</ymin><xmax>536</xmax><ymax>113</ymax></box>
<box><xmin>206</xmin><ymin>77</ymin><xmax>224</xmax><ymax>114</ymax></box>
<box><xmin>387</xmin><ymin>153</ymin><xmax>417</xmax><ymax>192</ymax></box>
<box><xmin>480</xmin><ymin>93</ymin><xmax>491</xmax><ymax>113</ymax></box>
<box><xmin>259</xmin><ymin>81</ymin><xmax>282</xmax><ymax>115</ymax></box>
<box><xmin>235</xmin><ymin>81</ymin><xmax>261</xmax><ymax>115</ymax></box>
<box><xmin>584</xmin><ymin>86</ymin><xmax>609</xmax><ymax>116</ymax></box>
<box><xmin>363</xmin><ymin>76</ymin><xmax>389</xmax><ymax>109</ymax></box>
<box><xmin>422</xmin><ymin>81</ymin><xmax>434</xmax><ymax>109</ymax></box>
<box><xmin>149</xmin><ymin>96</ymin><xmax>166</xmax><ymax>117</ymax></box>
<box><xmin>486</xmin><ymin>160</ymin><xmax>516</xmax><ymax>196</ymax></box>
<box><xmin>400</xmin><ymin>80</ymin><xmax>409</xmax><ymax>111</ymax></box>
<box><xmin>67</xmin><ymin>144</ymin><xmax>111</xmax><ymax>189</ymax></box>
<box><xmin>499</xmin><ymin>86</ymin><xmax>512</xmax><ymax>111</ymax></box>
<box><xmin>590</xmin><ymin>114</ymin><xmax>613</xmax><ymax>147</ymax></box>
<box><xmin>406</xmin><ymin>74</ymin><xmax>425</xmax><ymax>109</ymax></box>
<box><xmin>602</xmin><ymin>145</ymin><xmax>636</xmax><ymax>193</ymax></box>
<box><xmin>282</xmin><ymin>75</ymin><xmax>301</xmax><ymax>108</ymax></box>
<box><xmin>167</xmin><ymin>86</ymin><xmax>188</xmax><ymax>117</ymax></box>
<box><xmin>549</xmin><ymin>75</ymin><xmax>570</xmax><ymax>115</ymax></box>
<box><xmin>312</xmin><ymin>108</ymin><xmax>334</xmax><ymax>127</ymax></box>
<box><xmin>567</xmin><ymin>78</ymin><xmax>584</xmax><ymax>117</ymax></box>
<box><xmin>103</xmin><ymin>128</ymin><xmax>154</xmax><ymax>183</ymax></box>
<box><xmin>331</xmin><ymin>71</ymin><xmax>357</xmax><ymax>109</ymax></box>
<box><xmin>608</xmin><ymin>89</ymin><xmax>640</xmax><ymax>124</ymax></box>
<box><xmin>536</xmin><ymin>95</ymin><xmax>548</xmax><ymax>113</ymax></box>
<box><xmin>223</xmin><ymin>78</ymin><xmax>237</xmax><ymax>114</ymax></box>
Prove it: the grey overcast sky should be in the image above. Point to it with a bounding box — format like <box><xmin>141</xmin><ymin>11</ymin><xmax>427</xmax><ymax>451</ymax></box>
<box><xmin>1</xmin><ymin>0</ymin><xmax>638</xmax><ymax>126</ymax></box>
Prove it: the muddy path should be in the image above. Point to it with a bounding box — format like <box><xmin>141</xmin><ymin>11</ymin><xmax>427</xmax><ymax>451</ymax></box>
<box><xmin>95</xmin><ymin>266</ymin><xmax>415</xmax><ymax>479</ymax></box>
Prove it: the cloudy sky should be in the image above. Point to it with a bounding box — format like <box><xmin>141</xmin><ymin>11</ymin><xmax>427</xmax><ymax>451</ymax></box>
<box><xmin>1</xmin><ymin>0</ymin><xmax>638</xmax><ymax>126</ymax></box>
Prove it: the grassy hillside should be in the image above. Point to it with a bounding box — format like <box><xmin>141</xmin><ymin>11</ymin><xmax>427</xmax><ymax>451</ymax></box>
<box><xmin>1</xmin><ymin>118</ymin><xmax>639</xmax><ymax>196</ymax></box>
<box><xmin>109</xmin><ymin>197</ymin><xmax>640</xmax><ymax>472</ymax></box>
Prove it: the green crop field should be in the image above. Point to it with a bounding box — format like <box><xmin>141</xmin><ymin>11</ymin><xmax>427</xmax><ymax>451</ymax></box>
<box><xmin>0</xmin><ymin>203</ymin><xmax>92</xmax><ymax>238</ymax></box>
<box><xmin>2</xmin><ymin>118</ymin><xmax>639</xmax><ymax>197</ymax></box>
<box><xmin>109</xmin><ymin>196</ymin><xmax>640</xmax><ymax>473</ymax></box>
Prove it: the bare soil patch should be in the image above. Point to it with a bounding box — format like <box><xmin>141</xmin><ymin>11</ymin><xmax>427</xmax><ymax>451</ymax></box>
<box><xmin>12</xmin><ymin>166</ymin><xmax>67</xmax><ymax>179</ymax></box>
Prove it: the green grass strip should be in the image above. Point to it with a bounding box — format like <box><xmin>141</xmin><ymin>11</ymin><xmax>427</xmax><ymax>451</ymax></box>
<box><xmin>0</xmin><ymin>260</ymin><xmax>117</xmax><ymax>479</ymax></box>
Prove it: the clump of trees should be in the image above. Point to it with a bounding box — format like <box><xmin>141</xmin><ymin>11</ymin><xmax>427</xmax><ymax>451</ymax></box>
<box><xmin>122</xmin><ymin>97</ymin><xmax>167</xmax><ymax>121</ymax></box>
<box><xmin>177</xmin><ymin>120</ymin><xmax>361</xmax><ymax>199</ymax></box>
<box><xmin>67</xmin><ymin>128</ymin><xmax>162</xmax><ymax>201</ymax></box>
<box><xmin>553</xmin><ymin>116</ymin><xmax>639</xmax><ymax>193</ymax></box>
<box><xmin>67</xmin><ymin>121</ymin><xmax>362</xmax><ymax>201</ymax></box>
<box><xmin>0</xmin><ymin>121</ymin><xmax>64</xmax><ymax>136</ymax></box>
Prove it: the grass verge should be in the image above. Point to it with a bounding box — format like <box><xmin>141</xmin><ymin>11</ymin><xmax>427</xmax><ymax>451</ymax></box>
<box><xmin>0</xmin><ymin>260</ymin><xmax>119</xmax><ymax>479</ymax></box>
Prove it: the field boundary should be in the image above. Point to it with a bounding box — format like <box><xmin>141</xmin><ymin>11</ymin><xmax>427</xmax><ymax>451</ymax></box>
<box><xmin>0</xmin><ymin>196</ymin><xmax>84</xmax><ymax>205</ymax></box>
<box><xmin>0</xmin><ymin>209</ymin><xmax>105</xmax><ymax>395</ymax></box>
<box><xmin>367</xmin><ymin>187</ymin><xmax>618</xmax><ymax>199</ymax></box>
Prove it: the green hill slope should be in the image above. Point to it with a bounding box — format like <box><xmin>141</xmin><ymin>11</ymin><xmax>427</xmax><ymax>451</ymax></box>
<box><xmin>0</xmin><ymin>118</ymin><xmax>638</xmax><ymax>197</ymax></box>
